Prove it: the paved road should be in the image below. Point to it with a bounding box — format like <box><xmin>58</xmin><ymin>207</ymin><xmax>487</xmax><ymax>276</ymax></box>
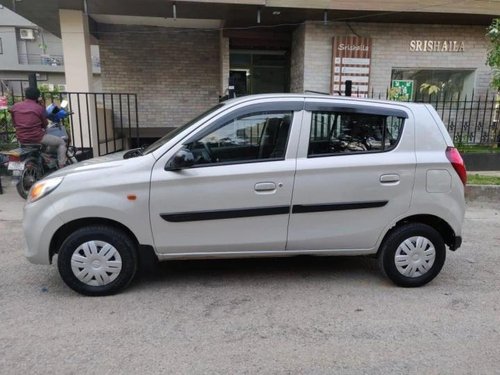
<box><xmin>0</xmin><ymin>182</ymin><xmax>499</xmax><ymax>374</ymax></box>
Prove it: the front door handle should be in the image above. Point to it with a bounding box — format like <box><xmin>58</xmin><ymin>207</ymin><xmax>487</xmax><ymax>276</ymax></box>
<box><xmin>255</xmin><ymin>182</ymin><xmax>277</xmax><ymax>192</ymax></box>
<box><xmin>380</xmin><ymin>174</ymin><xmax>400</xmax><ymax>184</ymax></box>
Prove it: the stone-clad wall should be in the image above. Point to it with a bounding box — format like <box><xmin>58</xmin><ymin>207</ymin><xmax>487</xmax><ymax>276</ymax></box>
<box><xmin>99</xmin><ymin>22</ymin><xmax>493</xmax><ymax>131</ymax></box>
<box><xmin>301</xmin><ymin>21</ymin><xmax>493</xmax><ymax>96</ymax></box>
<box><xmin>99</xmin><ymin>25</ymin><xmax>220</xmax><ymax>129</ymax></box>
<box><xmin>290</xmin><ymin>24</ymin><xmax>306</xmax><ymax>93</ymax></box>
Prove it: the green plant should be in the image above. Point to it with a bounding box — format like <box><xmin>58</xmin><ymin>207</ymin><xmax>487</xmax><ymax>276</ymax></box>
<box><xmin>454</xmin><ymin>134</ymin><xmax>470</xmax><ymax>149</ymax></box>
<box><xmin>388</xmin><ymin>87</ymin><xmax>409</xmax><ymax>101</ymax></box>
<box><xmin>0</xmin><ymin>109</ymin><xmax>17</xmax><ymax>149</ymax></box>
<box><xmin>487</xmin><ymin>18</ymin><xmax>500</xmax><ymax>90</ymax></box>
<box><xmin>38</xmin><ymin>84</ymin><xmax>60</xmax><ymax>95</ymax></box>
<box><xmin>420</xmin><ymin>83</ymin><xmax>441</xmax><ymax>96</ymax></box>
<box><xmin>457</xmin><ymin>145</ymin><xmax>500</xmax><ymax>153</ymax></box>
<box><xmin>468</xmin><ymin>174</ymin><xmax>500</xmax><ymax>185</ymax></box>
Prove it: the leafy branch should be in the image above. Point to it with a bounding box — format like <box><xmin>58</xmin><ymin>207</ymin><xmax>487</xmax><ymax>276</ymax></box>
<box><xmin>487</xmin><ymin>18</ymin><xmax>500</xmax><ymax>90</ymax></box>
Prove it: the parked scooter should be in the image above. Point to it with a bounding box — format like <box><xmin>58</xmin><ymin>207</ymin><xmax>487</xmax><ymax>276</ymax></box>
<box><xmin>1</xmin><ymin>100</ymin><xmax>77</xmax><ymax>199</ymax></box>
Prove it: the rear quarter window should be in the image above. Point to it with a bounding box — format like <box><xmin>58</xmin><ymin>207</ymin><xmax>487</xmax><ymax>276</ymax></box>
<box><xmin>308</xmin><ymin>111</ymin><xmax>405</xmax><ymax>157</ymax></box>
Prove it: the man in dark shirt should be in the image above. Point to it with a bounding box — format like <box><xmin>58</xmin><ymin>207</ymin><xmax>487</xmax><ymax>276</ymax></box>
<box><xmin>9</xmin><ymin>87</ymin><xmax>67</xmax><ymax>168</ymax></box>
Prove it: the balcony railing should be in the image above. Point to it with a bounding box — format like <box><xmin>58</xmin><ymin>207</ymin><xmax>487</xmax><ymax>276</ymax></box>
<box><xmin>18</xmin><ymin>54</ymin><xmax>64</xmax><ymax>66</ymax></box>
<box><xmin>17</xmin><ymin>54</ymin><xmax>101</xmax><ymax>69</ymax></box>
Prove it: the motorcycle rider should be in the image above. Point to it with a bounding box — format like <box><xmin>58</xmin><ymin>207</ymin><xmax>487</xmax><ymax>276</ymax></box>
<box><xmin>9</xmin><ymin>87</ymin><xmax>67</xmax><ymax>168</ymax></box>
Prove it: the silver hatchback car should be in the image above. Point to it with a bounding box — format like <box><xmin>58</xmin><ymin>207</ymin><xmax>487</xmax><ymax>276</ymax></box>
<box><xmin>23</xmin><ymin>94</ymin><xmax>466</xmax><ymax>295</ymax></box>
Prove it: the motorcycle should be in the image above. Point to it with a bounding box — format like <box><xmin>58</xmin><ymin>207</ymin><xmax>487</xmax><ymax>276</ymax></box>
<box><xmin>1</xmin><ymin>100</ymin><xmax>77</xmax><ymax>199</ymax></box>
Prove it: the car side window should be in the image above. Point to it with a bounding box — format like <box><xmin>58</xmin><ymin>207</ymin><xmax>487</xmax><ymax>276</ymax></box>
<box><xmin>185</xmin><ymin>111</ymin><xmax>293</xmax><ymax>166</ymax></box>
<box><xmin>308</xmin><ymin>111</ymin><xmax>404</xmax><ymax>157</ymax></box>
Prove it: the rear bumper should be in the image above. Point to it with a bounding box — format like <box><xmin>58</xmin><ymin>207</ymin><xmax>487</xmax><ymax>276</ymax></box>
<box><xmin>449</xmin><ymin>236</ymin><xmax>462</xmax><ymax>251</ymax></box>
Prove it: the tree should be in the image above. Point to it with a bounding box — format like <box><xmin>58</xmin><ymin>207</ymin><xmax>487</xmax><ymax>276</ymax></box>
<box><xmin>487</xmin><ymin>18</ymin><xmax>500</xmax><ymax>90</ymax></box>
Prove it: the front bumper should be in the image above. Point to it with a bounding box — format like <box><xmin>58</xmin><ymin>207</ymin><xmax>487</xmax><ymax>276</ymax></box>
<box><xmin>23</xmin><ymin>197</ymin><xmax>64</xmax><ymax>265</ymax></box>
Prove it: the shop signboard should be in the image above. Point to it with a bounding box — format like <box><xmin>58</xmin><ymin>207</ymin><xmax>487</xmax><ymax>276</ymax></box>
<box><xmin>0</xmin><ymin>96</ymin><xmax>8</xmax><ymax>110</ymax></box>
<box><xmin>331</xmin><ymin>36</ymin><xmax>372</xmax><ymax>97</ymax></box>
<box><xmin>391</xmin><ymin>80</ymin><xmax>414</xmax><ymax>101</ymax></box>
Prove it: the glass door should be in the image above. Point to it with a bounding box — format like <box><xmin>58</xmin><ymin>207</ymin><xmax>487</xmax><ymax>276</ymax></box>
<box><xmin>230</xmin><ymin>50</ymin><xmax>289</xmax><ymax>95</ymax></box>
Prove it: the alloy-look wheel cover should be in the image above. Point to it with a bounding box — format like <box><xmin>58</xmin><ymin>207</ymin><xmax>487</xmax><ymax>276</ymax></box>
<box><xmin>394</xmin><ymin>236</ymin><xmax>436</xmax><ymax>278</ymax></box>
<box><xmin>70</xmin><ymin>240</ymin><xmax>123</xmax><ymax>286</ymax></box>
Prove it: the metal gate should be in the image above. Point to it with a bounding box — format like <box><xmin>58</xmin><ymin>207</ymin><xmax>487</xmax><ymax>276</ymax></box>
<box><xmin>1</xmin><ymin>81</ymin><xmax>140</xmax><ymax>158</ymax></box>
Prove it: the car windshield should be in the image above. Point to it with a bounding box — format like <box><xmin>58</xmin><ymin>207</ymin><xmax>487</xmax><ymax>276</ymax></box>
<box><xmin>142</xmin><ymin>103</ymin><xmax>225</xmax><ymax>155</ymax></box>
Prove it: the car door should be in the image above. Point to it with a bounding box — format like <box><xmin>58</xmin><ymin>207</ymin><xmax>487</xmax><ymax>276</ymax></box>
<box><xmin>287</xmin><ymin>99</ymin><xmax>416</xmax><ymax>251</ymax></box>
<box><xmin>149</xmin><ymin>100</ymin><xmax>304</xmax><ymax>255</ymax></box>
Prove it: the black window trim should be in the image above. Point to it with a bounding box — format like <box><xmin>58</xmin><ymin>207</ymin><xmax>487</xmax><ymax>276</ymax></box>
<box><xmin>305</xmin><ymin>102</ymin><xmax>409</xmax><ymax>118</ymax></box>
<box><xmin>187</xmin><ymin>156</ymin><xmax>288</xmax><ymax>169</ymax></box>
<box><xmin>183</xmin><ymin>101</ymin><xmax>303</xmax><ymax>145</ymax></box>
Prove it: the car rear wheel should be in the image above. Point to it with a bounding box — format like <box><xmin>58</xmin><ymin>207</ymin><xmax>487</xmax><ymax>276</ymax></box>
<box><xmin>378</xmin><ymin>223</ymin><xmax>446</xmax><ymax>287</ymax></box>
<box><xmin>57</xmin><ymin>226</ymin><xmax>138</xmax><ymax>296</ymax></box>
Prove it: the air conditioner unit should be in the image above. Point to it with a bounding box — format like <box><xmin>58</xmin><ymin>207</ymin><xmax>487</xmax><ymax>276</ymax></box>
<box><xmin>19</xmin><ymin>28</ymin><xmax>35</xmax><ymax>40</ymax></box>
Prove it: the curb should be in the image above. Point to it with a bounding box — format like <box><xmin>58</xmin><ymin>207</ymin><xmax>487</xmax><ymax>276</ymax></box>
<box><xmin>465</xmin><ymin>184</ymin><xmax>500</xmax><ymax>203</ymax></box>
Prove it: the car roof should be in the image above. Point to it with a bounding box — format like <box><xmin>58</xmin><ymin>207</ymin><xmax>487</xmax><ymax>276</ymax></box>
<box><xmin>222</xmin><ymin>93</ymin><xmax>424</xmax><ymax>109</ymax></box>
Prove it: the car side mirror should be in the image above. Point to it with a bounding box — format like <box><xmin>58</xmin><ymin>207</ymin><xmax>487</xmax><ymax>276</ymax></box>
<box><xmin>165</xmin><ymin>147</ymin><xmax>195</xmax><ymax>171</ymax></box>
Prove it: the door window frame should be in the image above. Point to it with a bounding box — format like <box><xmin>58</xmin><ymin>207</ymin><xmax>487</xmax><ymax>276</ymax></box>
<box><xmin>174</xmin><ymin>101</ymin><xmax>304</xmax><ymax>169</ymax></box>
<box><xmin>300</xmin><ymin>101</ymin><xmax>409</xmax><ymax>159</ymax></box>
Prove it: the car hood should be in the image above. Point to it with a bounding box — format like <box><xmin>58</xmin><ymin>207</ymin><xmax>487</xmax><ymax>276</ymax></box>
<box><xmin>48</xmin><ymin>151</ymin><xmax>140</xmax><ymax>179</ymax></box>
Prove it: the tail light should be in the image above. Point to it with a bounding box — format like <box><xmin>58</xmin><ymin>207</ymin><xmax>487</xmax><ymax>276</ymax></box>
<box><xmin>8</xmin><ymin>155</ymin><xmax>21</xmax><ymax>163</ymax></box>
<box><xmin>446</xmin><ymin>147</ymin><xmax>467</xmax><ymax>185</ymax></box>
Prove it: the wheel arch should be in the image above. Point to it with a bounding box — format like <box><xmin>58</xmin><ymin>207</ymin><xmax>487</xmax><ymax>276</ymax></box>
<box><xmin>49</xmin><ymin>217</ymin><xmax>140</xmax><ymax>263</ymax></box>
<box><xmin>377</xmin><ymin>214</ymin><xmax>457</xmax><ymax>256</ymax></box>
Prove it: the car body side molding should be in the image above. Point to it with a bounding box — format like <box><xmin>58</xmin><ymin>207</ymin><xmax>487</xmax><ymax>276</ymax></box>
<box><xmin>160</xmin><ymin>201</ymin><xmax>388</xmax><ymax>222</ymax></box>
<box><xmin>160</xmin><ymin>206</ymin><xmax>290</xmax><ymax>222</ymax></box>
<box><xmin>292</xmin><ymin>201</ymin><xmax>388</xmax><ymax>214</ymax></box>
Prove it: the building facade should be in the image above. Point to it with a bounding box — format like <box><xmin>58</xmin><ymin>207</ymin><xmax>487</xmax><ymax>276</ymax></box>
<box><xmin>0</xmin><ymin>0</ymin><xmax>497</xmax><ymax>137</ymax></box>
<box><xmin>0</xmin><ymin>6</ymin><xmax>101</xmax><ymax>95</ymax></box>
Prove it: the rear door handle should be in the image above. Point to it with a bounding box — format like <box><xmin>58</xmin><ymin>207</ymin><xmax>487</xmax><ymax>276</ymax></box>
<box><xmin>380</xmin><ymin>174</ymin><xmax>400</xmax><ymax>183</ymax></box>
<box><xmin>255</xmin><ymin>182</ymin><xmax>277</xmax><ymax>192</ymax></box>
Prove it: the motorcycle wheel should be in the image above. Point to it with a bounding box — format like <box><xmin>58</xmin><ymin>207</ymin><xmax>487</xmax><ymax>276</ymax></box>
<box><xmin>16</xmin><ymin>159</ymin><xmax>42</xmax><ymax>199</ymax></box>
<box><xmin>66</xmin><ymin>146</ymin><xmax>76</xmax><ymax>158</ymax></box>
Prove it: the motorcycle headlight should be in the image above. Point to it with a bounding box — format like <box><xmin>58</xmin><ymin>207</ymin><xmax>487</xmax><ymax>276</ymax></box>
<box><xmin>27</xmin><ymin>176</ymin><xmax>64</xmax><ymax>204</ymax></box>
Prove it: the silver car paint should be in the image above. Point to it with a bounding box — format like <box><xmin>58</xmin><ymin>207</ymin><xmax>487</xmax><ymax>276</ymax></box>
<box><xmin>23</xmin><ymin>94</ymin><xmax>464</xmax><ymax>265</ymax></box>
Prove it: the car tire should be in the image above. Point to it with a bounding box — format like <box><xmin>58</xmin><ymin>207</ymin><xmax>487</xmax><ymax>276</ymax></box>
<box><xmin>57</xmin><ymin>225</ymin><xmax>138</xmax><ymax>296</ymax></box>
<box><xmin>378</xmin><ymin>223</ymin><xmax>446</xmax><ymax>287</ymax></box>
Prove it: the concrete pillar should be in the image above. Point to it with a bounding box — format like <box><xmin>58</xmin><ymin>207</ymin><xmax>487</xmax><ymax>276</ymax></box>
<box><xmin>59</xmin><ymin>9</ymin><xmax>93</xmax><ymax>92</ymax></box>
<box><xmin>59</xmin><ymin>9</ymin><xmax>98</xmax><ymax>156</ymax></box>
<box><xmin>219</xmin><ymin>31</ymin><xmax>230</xmax><ymax>97</ymax></box>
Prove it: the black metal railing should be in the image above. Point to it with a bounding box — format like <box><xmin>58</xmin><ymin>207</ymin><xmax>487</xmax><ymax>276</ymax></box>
<box><xmin>0</xmin><ymin>86</ymin><xmax>140</xmax><ymax>158</ymax></box>
<box><xmin>43</xmin><ymin>92</ymin><xmax>140</xmax><ymax>157</ymax></box>
<box><xmin>418</xmin><ymin>92</ymin><xmax>499</xmax><ymax>147</ymax></box>
<box><xmin>343</xmin><ymin>89</ymin><xmax>500</xmax><ymax>147</ymax></box>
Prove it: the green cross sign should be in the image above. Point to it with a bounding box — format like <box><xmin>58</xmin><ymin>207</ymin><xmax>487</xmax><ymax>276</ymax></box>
<box><xmin>391</xmin><ymin>80</ymin><xmax>414</xmax><ymax>101</ymax></box>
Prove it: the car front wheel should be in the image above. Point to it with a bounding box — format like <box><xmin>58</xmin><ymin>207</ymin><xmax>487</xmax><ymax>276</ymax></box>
<box><xmin>379</xmin><ymin>223</ymin><xmax>446</xmax><ymax>287</ymax></box>
<box><xmin>57</xmin><ymin>225</ymin><xmax>138</xmax><ymax>296</ymax></box>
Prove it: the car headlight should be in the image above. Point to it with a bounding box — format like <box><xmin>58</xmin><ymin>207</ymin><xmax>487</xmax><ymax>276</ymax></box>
<box><xmin>27</xmin><ymin>176</ymin><xmax>64</xmax><ymax>204</ymax></box>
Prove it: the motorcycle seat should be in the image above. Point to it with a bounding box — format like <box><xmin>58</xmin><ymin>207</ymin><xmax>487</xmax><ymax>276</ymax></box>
<box><xmin>20</xmin><ymin>144</ymin><xmax>43</xmax><ymax>150</ymax></box>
